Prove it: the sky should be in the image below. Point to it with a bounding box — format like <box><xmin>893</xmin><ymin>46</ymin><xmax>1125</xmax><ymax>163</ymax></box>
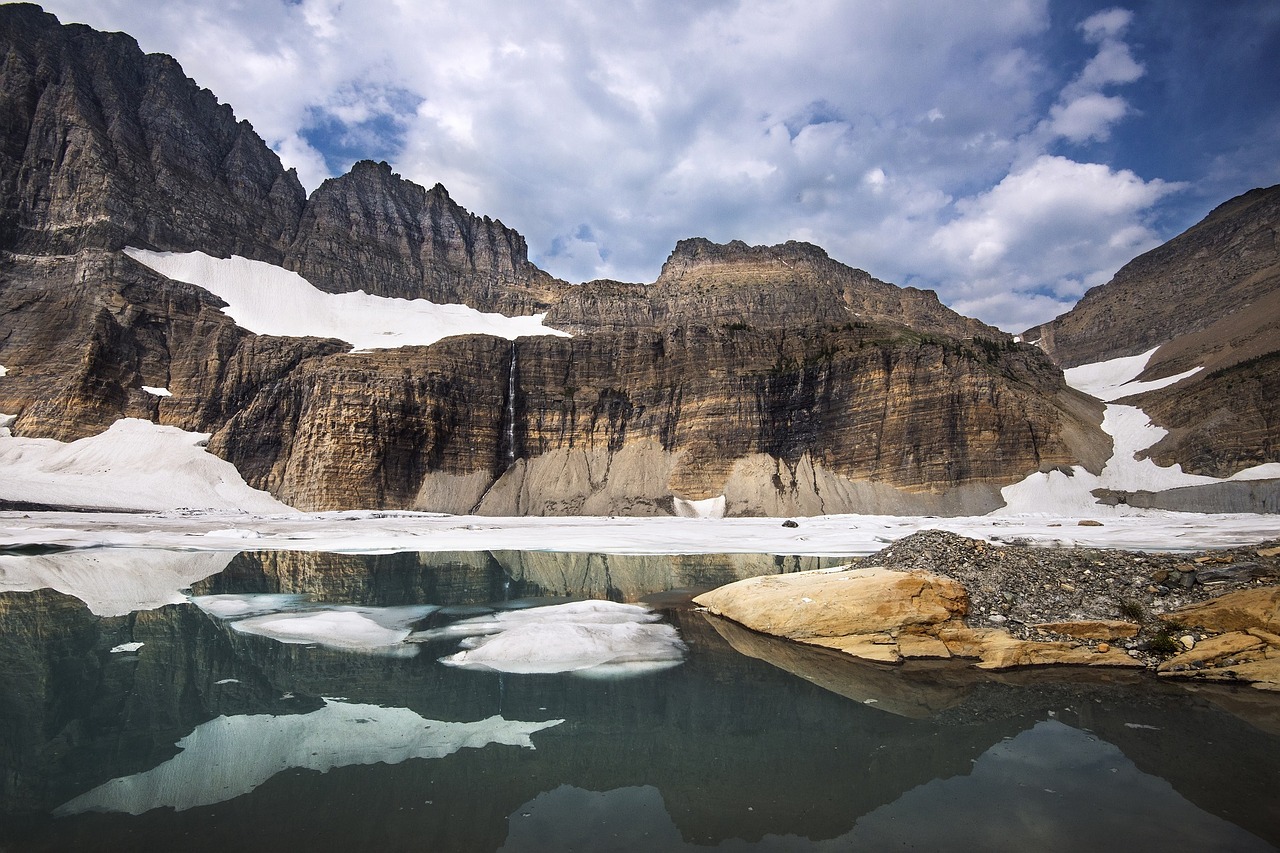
<box><xmin>33</xmin><ymin>0</ymin><xmax>1280</xmax><ymax>331</ymax></box>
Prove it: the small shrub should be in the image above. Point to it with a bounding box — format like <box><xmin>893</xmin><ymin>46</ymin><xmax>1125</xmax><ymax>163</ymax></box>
<box><xmin>1117</xmin><ymin>599</ymin><xmax>1145</xmax><ymax>623</ymax></box>
<box><xmin>1148</xmin><ymin>632</ymin><xmax>1180</xmax><ymax>656</ymax></box>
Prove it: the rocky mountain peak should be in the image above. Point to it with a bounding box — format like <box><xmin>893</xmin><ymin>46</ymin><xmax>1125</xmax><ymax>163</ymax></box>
<box><xmin>583</xmin><ymin>236</ymin><xmax>999</xmax><ymax>341</ymax></box>
<box><xmin>284</xmin><ymin>159</ymin><xmax>564</xmax><ymax>312</ymax></box>
<box><xmin>0</xmin><ymin>3</ymin><xmax>306</xmax><ymax>261</ymax></box>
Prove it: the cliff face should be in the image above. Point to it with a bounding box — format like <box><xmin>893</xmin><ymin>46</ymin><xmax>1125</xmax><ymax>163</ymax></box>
<box><xmin>0</xmin><ymin>5</ymin><xmax>1112</xmax><ymax>515</ymax></box>
<box><xmin>199</xmin><ymin>313</ymin><xmax>1100</xmax><ymax>515</ymax></box>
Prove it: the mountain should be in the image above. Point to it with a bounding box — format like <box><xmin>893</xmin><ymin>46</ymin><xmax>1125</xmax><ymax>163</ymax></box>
<box><xmin>18</xmin><ymin>3</ymin><xmax>1273</xmax><ymax>517</ymax></box>
<box><xmin>1025</xmin><ymin>184</ymin><xmax>1280</xmax><ymax>480</ymax></box>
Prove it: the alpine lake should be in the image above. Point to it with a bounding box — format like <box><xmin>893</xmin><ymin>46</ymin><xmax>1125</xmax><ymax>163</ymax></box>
<box><xmin>2</xmin><ymin>548</ymin><xmax>1277</xmax><ymax>852</ymax></box>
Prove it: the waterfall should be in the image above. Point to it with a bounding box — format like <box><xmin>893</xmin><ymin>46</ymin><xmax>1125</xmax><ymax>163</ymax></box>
<box><xmin>505</xmin><ymin>341</ymin><xmax>517</xmax><ymax>466</ymax></box>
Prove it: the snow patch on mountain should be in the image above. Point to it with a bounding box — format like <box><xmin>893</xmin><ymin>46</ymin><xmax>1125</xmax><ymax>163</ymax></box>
<box><xmin>125</xmin><ymin>248</ymin><xmax>571</xmax><ymax>350</ymax></box>
<box><xmin>997</xmin><ymin>348</ymin><xmax>1275</xmax><ymax>515</ymax></box>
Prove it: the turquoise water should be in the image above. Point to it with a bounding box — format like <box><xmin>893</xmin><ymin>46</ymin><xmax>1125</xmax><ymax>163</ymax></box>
<box><xmin>1</xmin><ymin>550</ymin><xmax>1276</xmax><ymax>851</ymax></box>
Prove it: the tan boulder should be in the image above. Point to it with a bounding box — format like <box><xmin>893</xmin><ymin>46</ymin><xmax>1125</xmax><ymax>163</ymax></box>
<box><xmin>692</xmin><ymin>566</ymin><xmax>967</xmax><ymax>641</ymax></box>
<box><xmin>694</xmin><ymin>566</ymin><xmax>1141</xmax><ymax>671</ymax></box>
<box><xmin>1172</xmin><ymin>587</ymin><xmax>1280</xmax><ymax>633</ymax></box>
<box><xmin>1031</xmin><ymin>619</ymin><xmax>1140</xmax><ymax>640</ymax></box>
<box><xmin>935</xmin><ymin>625</ymin><xmax>1140</xmax><ymax>670</ymax></box>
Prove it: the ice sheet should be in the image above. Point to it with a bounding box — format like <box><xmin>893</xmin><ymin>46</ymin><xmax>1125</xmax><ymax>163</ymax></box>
<box><xmin>1063</xmin><ymin>348</ymin><xmax>1203</xmax><ymax>402</ymax></box>
<box><xmin>125</xmin><ymin>248</ymin><xmax>571</xmax><ymax>350</ymax></box>
<box><xmin>3</xmin><ymin>509</ymin><xmax>1280</xmax><ymax>557</ymax></box>
<box><xmin>55</xmin><ymin>700</ymin><xmax>563</xmax><ymax>815</ymax></box>
<box><xmin>0</xmin><ymin>418</ymin><xmax>295</xmax><ymax>513</ymax></box>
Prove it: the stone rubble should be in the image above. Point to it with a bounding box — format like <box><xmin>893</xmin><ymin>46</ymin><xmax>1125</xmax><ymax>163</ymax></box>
<box><xmin>845</xmin><ymin>529</ymin><xmax>1280</xmax><ymax>682</ymax></box>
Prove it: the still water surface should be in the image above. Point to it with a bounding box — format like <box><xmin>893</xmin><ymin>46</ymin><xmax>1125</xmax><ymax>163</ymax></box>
<box><xmin>1</xmin><ymin>549</ymin><xmax>1277</xmax><ymax>851</ymax></box>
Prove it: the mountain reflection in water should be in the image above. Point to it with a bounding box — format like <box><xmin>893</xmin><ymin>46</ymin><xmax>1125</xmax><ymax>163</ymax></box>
<box><xmin>0</xmin><ymin>548</ymin><xmax>1276</xmax><ymax>852</ymax></box>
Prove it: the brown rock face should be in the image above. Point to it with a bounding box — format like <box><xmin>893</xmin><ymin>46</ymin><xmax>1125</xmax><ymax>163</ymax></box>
<box><xmin>0</xmin><ymin>250</ymin><xmax>342</xmax><ymax>442</ymax></box>
<box><xmin>209</xmin><ymin>319</ymin><xmax>1097</xmax><ymax>514</ymax></box>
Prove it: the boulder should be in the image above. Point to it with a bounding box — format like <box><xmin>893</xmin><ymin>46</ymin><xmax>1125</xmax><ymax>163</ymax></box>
<box><xmin>693</xmin><ymin>567</ymin><xmax>1141</xmax><ymax>670</ymax></box>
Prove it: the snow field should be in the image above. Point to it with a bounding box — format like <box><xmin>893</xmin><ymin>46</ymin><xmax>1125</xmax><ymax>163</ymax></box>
<box><xmin>124</xmin><ymin>248</ymin><xmax>571</xmax><ymax>350</ymax></box>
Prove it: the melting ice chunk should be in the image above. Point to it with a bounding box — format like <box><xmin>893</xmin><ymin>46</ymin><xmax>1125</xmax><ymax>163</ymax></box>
<box><xmin>230</xmin><ymin>605</ymin><xmax>438</xmax><ymax>657</ymax></box>
<box><xmin>418</xmin><ymin>599</ymin><xmax>687</xmax><ymax>677</ymax></box>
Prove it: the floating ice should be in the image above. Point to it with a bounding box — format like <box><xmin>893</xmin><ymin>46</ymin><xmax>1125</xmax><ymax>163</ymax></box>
<box><xmin>125</xmin><ymin>248</ymin><xmax>572</xmax><ymax>350</ymax></box>
<box><xmin>56</xmin><ymin>700</ymin><xmax>563</xmax><ymax>815</ymax></box>
<box><xmin>426</xmin><ymin>600</ymin><xmax>687</xmax><ymax>676</ymax></box>
<box><xmin>229</xmin><ymin>604</ymin><xmax>438</xmax><ymax>657</ymax></box>
<box><xmin>190</xmin><ymin>593</ymin><xmax>309</xmax><ymax>619</ymax></box>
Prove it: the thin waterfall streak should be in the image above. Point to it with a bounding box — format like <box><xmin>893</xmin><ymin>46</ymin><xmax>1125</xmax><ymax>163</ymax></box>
<box><xmin>505</xmin><ymin>342</ymin><xmax>517</xmax><ymax>466</ymax></box>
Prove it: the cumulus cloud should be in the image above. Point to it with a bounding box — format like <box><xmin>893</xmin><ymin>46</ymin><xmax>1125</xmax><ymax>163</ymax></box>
<box><xmin>38</xmin><ymin>1</ymin><xmax>1258</xmax><ymax>331</ymax></box>
<box><xmin>931</xmin><ymin>156</ymin><xmax>1180</xmax><ymax>327</ymax></box>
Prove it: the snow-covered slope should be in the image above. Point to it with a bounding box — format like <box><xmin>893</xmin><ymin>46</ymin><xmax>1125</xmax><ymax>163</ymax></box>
<box><xmin>125</xmin><ymin>248</ymin><xmax>571</xmax><ymax>350</ymax></box>
<box><xmin>997</xmin><ymin>349</ymin><xmax>1277</xmax><ymax>515</ymax></box>
<box><xmin>0</xmin><ymin>418</ymin><xmax>294</xmax><ymax>512</ymax></box>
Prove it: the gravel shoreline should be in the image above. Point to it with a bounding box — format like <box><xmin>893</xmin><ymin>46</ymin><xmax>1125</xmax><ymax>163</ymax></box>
<box><xmin>848</xmin><ymin>529</ymin><xmax>1280</xmax><ymax>667</ymax></box>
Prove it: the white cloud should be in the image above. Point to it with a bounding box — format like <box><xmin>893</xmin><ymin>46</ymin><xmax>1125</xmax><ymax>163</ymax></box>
<box><xmin>1080</xmin><ymin>7</ymin><xmax>1134</xmax><ymax>42</ymax></box>
<box><xmin>1047</xmin><ymin>93</ymin><xmax>1129</xmax><ymax>143</ymax></box>
<box><xmin>930</xmin><ymin>155</ymin><xmax>1180</xmax><ymax>326</ymax></box>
